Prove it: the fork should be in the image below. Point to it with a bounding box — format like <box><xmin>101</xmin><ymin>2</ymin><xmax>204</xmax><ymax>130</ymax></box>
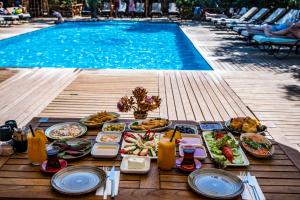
<box><xmin>240</xmin><ymin>171</ymin><xmax>255</xmax><ymax>200</ymax></box>
<box><xmin>247</xmin><ymin>172</ymin><xmax>260</xmax><ymax>200</ymax></box>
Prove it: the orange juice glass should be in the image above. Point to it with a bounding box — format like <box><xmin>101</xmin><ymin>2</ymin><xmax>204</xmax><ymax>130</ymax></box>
<box><xmin>158</xmin><ymin>137</ymin><xmax>175</xmax><ymax>170</ymax></box>
<box><xmin>27</xmin><ymin>128</ymin><xmax>48</xmax><ymax>165</ymax></box>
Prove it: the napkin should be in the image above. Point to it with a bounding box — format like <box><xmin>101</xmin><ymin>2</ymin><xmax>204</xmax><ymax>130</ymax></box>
<box><xmin>96</xmin><ymin>171</ymin><xmax>120</xmax><ymax>196</ymax></box>
<box><xmin>239</xmin><ymin>175</ymin><xmax>265</xmax><ymax>200</ymax></box>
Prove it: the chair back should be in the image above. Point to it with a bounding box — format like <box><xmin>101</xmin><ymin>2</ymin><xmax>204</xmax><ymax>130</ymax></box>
<box><xmin>152</xmin><ymin>3</ymin><xmax>161</xmax><ymax>12</ymax></box>
<box><xmin>103</xmin><ymin>2</ymin><xmax>111</xmax><ymax>10</ymax></box>
<box><xmin>118</xmin><ymin>1</ymin><xmax>127</xmax><ymax>12</ymax></box>
<box><xmin>168</xmin><ymin>3</ymin><xmax>178</xmax><ymax>12</ymax></box>
<box><xmin>240</xmin><ymin>7</ymin><xmax>258</xmax><ymax>21</ymax></box>
<box><xmin>135</xmin><ymin>3</ymin><xmax>144</xmax><ymax>12</ymax></box>
<box><xmin>249</xmin><ymin>8</ymin><xmax>269</xmax><ymax>21</ymax></box>
<box><xmin>277</xmin><ymin>9</ymin><xmax>299</xmax><ymax>24</ymax></box>
<box><xmin>263</xmin><ymin>8</ymin><xmax>286</xmax><ymax>24</ymax></box>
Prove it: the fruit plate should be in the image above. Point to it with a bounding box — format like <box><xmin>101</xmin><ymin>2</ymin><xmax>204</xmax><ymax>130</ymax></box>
<box><xmin>102</xmin><ymin>122</ymin><xmax>126</xmax><ymax>132</ymax></box>
<box><xmin>128</xmin><ymin>118</ymin><xmax>172</xmax><ymax>133</ymax></box>
<box><xmin>188</xmin><ymin>168</ymin><xmax>244</xmax><ymax>199</ymax></box>
<box><xmin>120</xmin><ymin>132</ymin><xmax>159</xmax><ymax>159</ymax></box>
<box><xmin>80</xmin><ymin>112</ymin><xmax>120</xmax><ymax>128</ymax></box>
<box><xmin>224</xmin><ymin>120</ymin><xmax>267</xmax><ymax>135</ymax></box>
<box><xmin>202</xmin><ymin>131</ymin><xmax>250</xmax><ymax>167</ymax></box>
<box><xmin>240</xmin><ymin>133</ymin><xmax>275</xmax><ymax>158</ymax></box>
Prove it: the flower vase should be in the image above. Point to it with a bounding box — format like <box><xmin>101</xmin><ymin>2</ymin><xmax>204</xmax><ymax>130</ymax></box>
<box><xmin>134</xmin><ymin>111</ymin><xmax>148</xmax><ymax>119</ymax></box>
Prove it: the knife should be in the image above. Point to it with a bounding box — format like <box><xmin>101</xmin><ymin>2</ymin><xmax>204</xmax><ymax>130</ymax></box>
<box><xmin>108</xmin><ymin>166</ymin><xmax>116</xmax><ymax>199</ymax></box>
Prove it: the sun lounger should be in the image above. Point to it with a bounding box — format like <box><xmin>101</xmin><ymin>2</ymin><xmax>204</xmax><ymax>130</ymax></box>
<box><xmin>168</xmin><ymin>3</ymin><xmax>179</xmax><ymax>16</ymax></box>
<box><xmin>240</xmin><ymin>9</ymin><xmax>299</xmax><ymax>38</ymax></box>
<box><xmin>118</xmin><ymin>1</ymin><xmax>127</xmax><ymax>17</ymax></box>
<box><xmin>233</xmin><ymin>8</ymin><xmax>286</xmax><ymax>34</ymax></box>
<box><xmin>213</xmin><ymin>7</ymin><xmax>258</xmax><ymax>25</ymax></box>
<box><xmin>150</xmin><ymin>3</ymin><xmax>162</xmax><ymax>17</ymax></box>
<box><xmin>134</xmin><ymin>3</ymin><xmax>144</xmax><ymax>16</ymax></box>
<box><xmin>100</xmin><ymin>2</ymin><xmax>111</xmax><ymax>16</ymax></box>
<box><xmin>252</xmin><ymin>34</ymin><xmax>300</xmax><ymax>59</ymax></box>
<box><xmin>226</xmin><ymin>8</ymin><xmax>269</xmax><ymax>29</ymax></box>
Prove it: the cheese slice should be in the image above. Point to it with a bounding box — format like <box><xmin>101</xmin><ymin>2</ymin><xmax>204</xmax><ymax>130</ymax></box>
<box><xmin>128</xmin><ymin>157</ymin><xmax>145</xmax><ymax>169</ymax></box>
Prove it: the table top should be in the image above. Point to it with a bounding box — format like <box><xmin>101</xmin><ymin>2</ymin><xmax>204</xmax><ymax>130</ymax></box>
<box><xmin>0</xmin><ymin>117</ymin><xmax>299</xmax><ymax>200</ymax></box>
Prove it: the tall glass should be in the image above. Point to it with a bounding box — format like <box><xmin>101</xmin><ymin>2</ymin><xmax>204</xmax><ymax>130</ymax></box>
<box><xmin>158</xmin><ymin>137</ymin><xmax>175</xmax><ymax>170</ymax></box>
<box><xmin>27</xmin><ymin>128</ymin><xmax>47</xmax><ymax>165</ymax></box>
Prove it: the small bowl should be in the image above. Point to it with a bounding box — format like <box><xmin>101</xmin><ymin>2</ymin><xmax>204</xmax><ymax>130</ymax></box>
<box><xmin>174</xmin><ymin>124</ymin><xmax>198</xmax><ymax>134</ymax></box>
<box><xmin>95</xmin><ymin>132</ymin><xmax>122</xmax><ymax>144</ymax></box>
<box><xmin>102</xmin><ymin>122</ymin><xmax>126</xmax><ymax>132</ymax></box>
<box><xmin>91</xmin><ymin>143</ymin><xmax>119</xmax><ymax>158</ymax></box>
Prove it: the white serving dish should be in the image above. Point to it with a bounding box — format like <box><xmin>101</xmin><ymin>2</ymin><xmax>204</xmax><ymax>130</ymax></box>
<box><xmin>102</xmin><ymin>122</ymin><xmax>126</xmax><ymax>133</ymax></box>
<box><xmin>180</xmin><ymin>134</ymin><xmax>203</xmax><ymax>145</ymax></box>
<box><xmin>202</xmin><ymin>131</ymin><xmax>250</xmax><ymax>167</ymax></box>
<box><xmin>120</xmin><ymin>155</ymin><xmax>151</xmax><ymax>174</ymax></box>
<box><xmin>179</xmin><ymin>144</ymin><xmax>207</xmax><ymax>160</ymax></box>
<box><xmin>91</xmin><ymin>143</ymin><xmax>119</xmax><ymax>158</ymax></box>
<box><xmin>95</xmin><ymin>132</ymin><xmax>122</xmax><ymax>144</ymax></box>
<box><xmin>174</xmin><ymin>124</ymin><xmax>199</xmax><ymax>134</ymax></box>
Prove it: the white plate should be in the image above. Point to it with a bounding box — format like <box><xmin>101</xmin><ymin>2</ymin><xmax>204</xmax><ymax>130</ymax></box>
<box><xmin>120</xmin><ymin>132</ymin><xmax>159</xmax><ymax>159</ymax></box>
<box><xmin>202</xmin><ymin>131</ymin><xmax>250</xmax><ymax>167</ymax></box>
<box><xmin>102</xmin><ymin>122</ymin><xmax>126</xmax><ymax>133</ymax></box>
<box><xmin>95</xmin><ymin>132</ymin><xmax>122</xmax><ymax>144</ymax></box>
<box><xmin>120</xmin><ymin>155</ymin><xmax>151</xmax><ymax>174</ymax></box>
<box><xmin>45</xmin><ymin>122</ymin><xmax>87</xmax><ymax>140</ymax></box>
<box><xmin>179</xmin><ymin>144</ymin><xmax>207</xmax><ymax>160</ymax></box>
<box><xmin>91</xmin><ymin>143</ymin><xmax>119</xmax><ymax>158</ymax></box>
<box><xmin>128</xmin><ymin>118</ymin><xmax>172</xmax><ymax>133</ymax></box>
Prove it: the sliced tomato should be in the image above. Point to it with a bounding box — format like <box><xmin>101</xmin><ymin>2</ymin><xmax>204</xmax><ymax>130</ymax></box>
<box><xmin>222</xmin><ymin>146</ymin><xmax>233</xmax><ymax>162</ymax></box>
<box><xmin>215</xmin><ymin>133</ymin><xmax>225</xmax><ymax>139</ymax></box>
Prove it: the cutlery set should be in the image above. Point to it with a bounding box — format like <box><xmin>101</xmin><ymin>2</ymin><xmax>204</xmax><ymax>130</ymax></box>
<box><xmin>240</xmin><ymin>171</ymin><xmax>261</xmax><ymax>200</ymax></box>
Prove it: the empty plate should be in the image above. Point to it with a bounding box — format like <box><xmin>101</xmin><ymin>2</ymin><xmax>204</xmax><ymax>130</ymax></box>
<box><xmin>51</xmin><ymin>166</ymin><xmax>106</xmax><ymax>195</ymax></box>
<box><xmin>188</xmin><ymin>168</ymin><xmax>244</xmax><ymax>199</ymax></box>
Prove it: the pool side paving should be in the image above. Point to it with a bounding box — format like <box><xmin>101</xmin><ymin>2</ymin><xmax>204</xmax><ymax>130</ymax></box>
<box><xmin>0</xmin><ymin>20</ymin><xmax>299</xmax><ymax>152</ymax></box>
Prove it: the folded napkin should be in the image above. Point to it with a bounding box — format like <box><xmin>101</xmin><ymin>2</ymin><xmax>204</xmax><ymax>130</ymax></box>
<box><xmin>96</xmin><ymin>171</ymin><xmax>120</xmax><ymax>197</ymax></box>
<box><xmin>239</xmin><ymin>175</ymin><xmax>265</xmax><ymax>200</ymax></box>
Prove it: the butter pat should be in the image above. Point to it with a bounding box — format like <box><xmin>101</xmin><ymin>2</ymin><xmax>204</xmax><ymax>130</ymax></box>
<box><xmin>128</xmin><ymin>157</ymin><xmax>145</xmax><ymax>169</ymax></box>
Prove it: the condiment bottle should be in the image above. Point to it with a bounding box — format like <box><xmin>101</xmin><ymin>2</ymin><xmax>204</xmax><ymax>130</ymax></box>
<box><xmin>158</xmin><ymin>137</ymin><xmax>175</xmax><ymax>170</ymax></box>
<box><xmin>27</xmin><ymin>128</ymin><xmax>47</xmax><ymax>165</ymax></box>
<box><xmin>12</xmin><ymin>127</ymin><xmax>27</xmax><ymax>153</ymax></box>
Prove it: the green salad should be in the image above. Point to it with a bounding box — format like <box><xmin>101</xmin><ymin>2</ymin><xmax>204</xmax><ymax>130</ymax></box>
<box><xmin>204</xmin><ymin>132</ymin><xmax>244</xmax><ymax>165</ymax></box>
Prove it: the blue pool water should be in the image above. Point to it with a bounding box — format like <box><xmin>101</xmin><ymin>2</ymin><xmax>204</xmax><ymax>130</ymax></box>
<box><xmin>0</xmin><ymin>21</ymin><xmax>212</xmax><ymax>70</ymax></box>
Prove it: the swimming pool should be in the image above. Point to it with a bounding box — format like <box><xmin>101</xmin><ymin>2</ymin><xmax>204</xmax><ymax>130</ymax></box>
<box><xmin>0</xmin><ymin>21</ymin><xmax>212</xmax><ymax>70</ymax></box>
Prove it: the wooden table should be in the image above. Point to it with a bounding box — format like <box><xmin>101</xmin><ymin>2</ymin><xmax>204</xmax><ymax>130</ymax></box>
<box><xmin>0</xmin><ymin>117</ymin><xmax>299</xmax><ymax>200</ymax></box>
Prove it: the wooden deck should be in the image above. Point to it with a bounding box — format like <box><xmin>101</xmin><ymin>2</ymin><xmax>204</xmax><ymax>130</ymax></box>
<box><xmin>0</xmin><ymin>20</ymin><xmax>299</xmax><ymax>151</ymax></box>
